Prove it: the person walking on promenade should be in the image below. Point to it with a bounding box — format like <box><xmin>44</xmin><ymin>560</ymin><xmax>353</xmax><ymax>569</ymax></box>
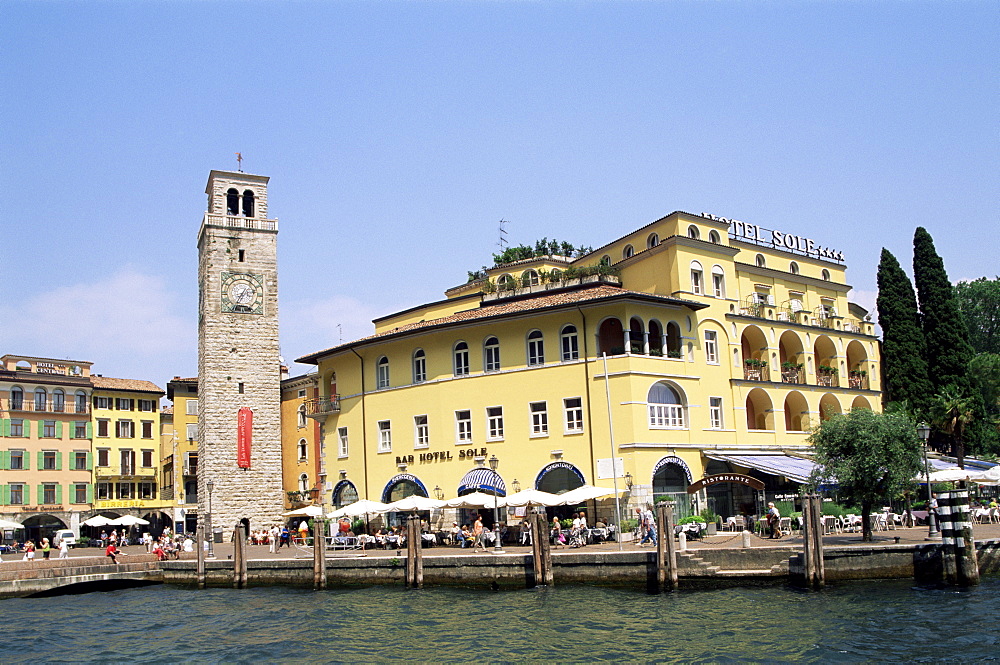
<box><xmin>279</xmin><ymin>525</ymin><xmax>291</xmax><ymax>549</ymax></box>
<box><xmin>551</xmin><ymin>515</ymin><xmax>564</xmax><ymax>548</ymax></box>
<box><xmin>473</xmin><ymin>515</ymin><xmax>487</xmax><ymax>552</ymax></box>
<box><xmin>23</xmin><ymin>540</ymin><xmax>35</xmax><ymax>562</ymax></box>
<box><xmin>40</xmin><ymin>538</ymin><xmax>51</xmax><ymax>560</ymax></box>
<box><xmin>639</xmin><ymin>519</ymin><xmax>658</xmax><ymax>547</ymax></box>
<box><xmin>58</xmin><ymin>538</ymin><xmax>69</xmax><ymax>559</ymax></box>
<box><xmin>766</xmin><ymin>502</ymin><xmax>782</xmax><ymax>539</ymax></box>
<box><xmin>269</xmin><ymin>525</ymin><xmax>279</xmax><ymax>553</ymax></box>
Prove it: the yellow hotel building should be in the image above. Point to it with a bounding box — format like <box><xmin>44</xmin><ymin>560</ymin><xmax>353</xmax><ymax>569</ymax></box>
<box><xmin>298</xmin><ymin>211</ymin><xmax>880</xmax><ymax>524</ymax></box>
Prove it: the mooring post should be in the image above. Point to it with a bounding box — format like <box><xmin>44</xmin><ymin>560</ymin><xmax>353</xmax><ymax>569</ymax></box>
<box><xmin>313</xmin><ymin>519</ymin><xmax>326</xmax><ymax>590</ymax></box>
<box><xmin>810</xmin><ymin>495</ymin><xmax>825</xmax><ymax>588</ymax></box>
<box><xmin>414</xmin><ymin>515</ymin><xmax>424</xmax><ymax>589</ymax></box>
<box><xmin>940</xmin><ymin>490</ymin><xmax>979</xmax><ymax>586</ymax></box>
<box><xmin>802</xmin><ymin>494</ymin><xmax>816</xmax><ymax>587</ymax></box>
<box><xmin>530</xmin><ymin>509</ymin><xmax>544</xmax><ymax>587</ymax></box>
<box><xmin>538</xmin><ymin>510</ymin><xmax>554</xmax><ymax>586</ymax></box>
<box><xmin>405</xmin><ymin>515</ymin><xmax>414</xmax><ymax>588</ymax></box>
<box><xmin>232</xmin><ymin>527</ymin><xmax>247</xmax><ymax>589</ymax></box>
<box><xmin>656</xmin><ymin>502</ymin><xmax>677</xmax><ymax>591</ymax></box>
<box><xmin>405</xmin><ymin>514</ymin><xmax>422</xmax><ymax>589</ymax></box>
<box><xmin>196</xmin><ymin>525</ymin><xmax>206</xmax><ymax>589</ymax></box>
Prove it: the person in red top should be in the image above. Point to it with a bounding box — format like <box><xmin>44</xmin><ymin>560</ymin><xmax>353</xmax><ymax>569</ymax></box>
<box><xmin>106</xmin><ymin>543</ymin><xmax>120</xmax><ymax>564</ymax></box>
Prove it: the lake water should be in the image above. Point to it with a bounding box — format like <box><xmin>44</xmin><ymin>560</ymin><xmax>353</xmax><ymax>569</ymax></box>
<box><xmin>3</xmin><ymin>577</ymin><xmax>998</xmax><ymax>662</ymax></box>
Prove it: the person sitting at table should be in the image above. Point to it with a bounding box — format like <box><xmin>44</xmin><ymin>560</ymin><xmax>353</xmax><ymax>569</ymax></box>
<box><xmin>448</xmin><ymin>522</ymin><xmax>461</xmax><ymax>546</ymax></box>
<box><xmin>458</xmin><ymin>524</ymin><xmax>472</xmax><ymax>548</ymax></box>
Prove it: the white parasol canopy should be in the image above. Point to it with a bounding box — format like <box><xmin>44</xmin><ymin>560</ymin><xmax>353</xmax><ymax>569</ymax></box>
<box><xmin>385</xmin><ymin>495</ymin><xmax>446</xmax><ymax>512</ymax></box>
<box><xmin>81</xmin><ymin>515</ymin><xmax>115</xmax><ymax>527</ymax></box>
<box><xmin>113</xmin><ymin>515</ymin><xmax>150</xmax><ymax>526</ymax></box>
<box><xmin>917</xmin><ymin>468</ymin><xmax>989</xmax><ymax>483</ymax></box>
<box><xmin>556</xmin><ymin>485</ymin><xmax>625</xmax><ymax>506</ymax></box>
<box><xmin>283</xmin><ymin>505</ymin><xmax>325</xmax><ymax>518</ymax></box>
<box><xmin>327</xmin><ymin>499</ymin><xmax>392</xmax><ymax>518</ymax></box>
<box><xmin>444</xmin><ymin>491</ymin><xmax>502</xmax><ymax>508</ymax></box>
<box><xmin>971</xmin><ymin>465</ymin><xmax>1000</xmax><ymax>486</ymax></box>
<box><xmin>0</xmin><ymin>518</ymin><xmax>25</xmax><ymax>530</ymax></box>
<box><xmin>500</xmin><ymin>488</ymin><xmax>564</xmax><ymax>507</ymax></box>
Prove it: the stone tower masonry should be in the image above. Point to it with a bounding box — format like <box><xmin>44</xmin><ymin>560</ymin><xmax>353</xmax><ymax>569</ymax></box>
<box><xmin>197</xmin><ymin>170</ymin><xmax>284</xmax><ymax>532</ymax></box>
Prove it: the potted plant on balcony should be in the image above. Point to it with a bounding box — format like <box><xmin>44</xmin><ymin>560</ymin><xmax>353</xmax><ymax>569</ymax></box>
<box><xmin>781</xmin><ymin>361</ymin><xmax>804</xmax><ymax>383</ymax></box>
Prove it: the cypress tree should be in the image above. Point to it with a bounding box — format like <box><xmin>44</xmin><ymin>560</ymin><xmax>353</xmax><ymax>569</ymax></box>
<box><xmin>912</xmin><ymin>227</ymin><xmax>975</xmax><ymax>394</ymax></box>
<box><xmin>876</xmin><ymin>248</ymin><xmax>933</xmax><ymax>415</ymax></box>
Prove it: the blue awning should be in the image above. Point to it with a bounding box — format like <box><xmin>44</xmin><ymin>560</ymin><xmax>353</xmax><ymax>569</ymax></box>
<box><xmin>458</xmin><ymin>468</ymin><xmax>506</xmax><ymax>495</ymax></box>
<box><xmin>704</xmin><ymin>453</ymin><xmax>818</xmax><ymax>485</ymax></box>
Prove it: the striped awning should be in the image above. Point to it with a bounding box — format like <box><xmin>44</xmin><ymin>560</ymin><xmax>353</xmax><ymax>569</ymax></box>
<box><xmin>703</xmin><ymin>452</ymin><xmax>818</xmax><ymax>485</ymax></box>
<box><xmin>458</xmin><ymin>468</ymin><xmax>506</xmax><ymax>495</ymax></box>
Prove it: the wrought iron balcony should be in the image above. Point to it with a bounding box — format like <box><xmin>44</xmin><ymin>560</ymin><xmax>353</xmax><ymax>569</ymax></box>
<box><xmin>305</xmin><ymin>395</ymin><xmax>341</xmax><ymax>419</ymax></box>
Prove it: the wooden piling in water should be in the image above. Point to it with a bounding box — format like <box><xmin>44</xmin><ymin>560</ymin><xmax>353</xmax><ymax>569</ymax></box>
<box><xmin>313</xmin><ymin>519</ymin><xmax>327</xmax><ymax>590</ymax></box>
<box><xmin>537</xmin><ymin>509</ymin><xmax>553</xmax><ymax>586</ymax></box>
<box><xmin>655</xmin><ymin>503</ymin><xmax>677</xmax><ymax>591</ymax></box>
<box><xmin>802</xmin><ymin>494</ymin><xmax>816</xmax><ymax>587</ymax></box>
<box><xmin>405</xmin><ymin>514</ymin><xmax>423</xmax><ymax>589</ymax></box>
<box><xmin>530</xmin><ymin>509</ymin><xmax>544</xmax><ymax>587</ymax></box>
<box><xmin>196</xmin><ymin>525</ymin><xmax>206</xmax><ymax>589</ymax></box>
<box><xmin>233</xmin><ymin>527</ymin><xmax>247</xmax><ymax>588</ymax></box>
<box><xmin>806</xmin><ymin>494</ymin><xmax>825</xmax><ymax>588</ymax></box>
<box><xmin>940</xmin><ymin>490</ymin><xmax>979</xmax><ymax>586</ymax></box>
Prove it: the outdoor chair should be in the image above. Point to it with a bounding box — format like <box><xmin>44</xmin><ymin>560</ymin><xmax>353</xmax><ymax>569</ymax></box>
<box><xmin>778</xmin><ymin>517</ymin><xmax>792</xmax><ymax>536</ymax></box>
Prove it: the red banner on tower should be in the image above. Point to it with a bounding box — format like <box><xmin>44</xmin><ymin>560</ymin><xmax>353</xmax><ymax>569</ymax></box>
<box><xmin>237</xmin><ymin>407</ymin><xmax>253</xmax><ymax>468</ymax></box>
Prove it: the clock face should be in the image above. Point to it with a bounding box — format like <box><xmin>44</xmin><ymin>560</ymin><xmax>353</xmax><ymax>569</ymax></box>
<box><xmin>220</xmin><ymin>272</ymin><xmax>264</xmax><ymax>314</ymax></box>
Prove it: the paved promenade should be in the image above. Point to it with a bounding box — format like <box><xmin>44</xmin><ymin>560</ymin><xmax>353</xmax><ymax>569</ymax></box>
<box><xmin>8</xmin><ymin>521</ymin><xmax>995</xmax><ymax>564</ymax></box>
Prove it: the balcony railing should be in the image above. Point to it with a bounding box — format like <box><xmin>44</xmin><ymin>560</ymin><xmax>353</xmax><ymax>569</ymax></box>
<box><xmin>817</xmin><ymin>370</ymin><xmax>840</xmax><ymax>388</ymax></box>
<box><xmin>203</xmin><ymin>213</ymin><xmax>278</xmax><ymax>232</ymax></box>
<box><xmin>743</xmin><ymin>364</ymin><xmax>771</xmax><ymax>382</ymax></box>
<box><xmin>183</xmin><ymin>465</ymin><xmax>198</xmax><ymax>476</ymax></box>
<box><xmin>305</xmin><ymin>395</ymin><xmax>341</xmax><ymax>418</ymax></box>
<box><xmin>2</xmin><ymin>399</ymin><xmax>90</xmax><ymax>415</ymax></box>
<box><xmin>781</xmin><ymin>368</ymin><xmax>804</xmax><ymax>384</ymax></box>
<box><xmin>848</xmin><ymin>373</ymin><xmax>869</xmax><ymax>390</ymax></box>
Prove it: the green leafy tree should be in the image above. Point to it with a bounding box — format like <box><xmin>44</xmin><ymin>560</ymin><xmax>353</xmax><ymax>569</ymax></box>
<box><xmin>913</xmin><ymin>227</ymin><xmax>975</xmax><ymax>394</ymax></box>
<box><xmin>954</xmin><ymin>277</ymin><xmax>1000</xmax><ymax>355</ymax></box>
<box><xmin>931</xmin><ymin>387</ymin><xmax>976</xmax><ymax>469</ymax></box>
<box><xmin>809</xmin><ymin>409</ymin><xmax>923</xmax><ymax>542</ymax></box>
<box><xmin>876</xmin><ymin>248</ymin><xmax>933</xmax><ymax>415</ymax></box>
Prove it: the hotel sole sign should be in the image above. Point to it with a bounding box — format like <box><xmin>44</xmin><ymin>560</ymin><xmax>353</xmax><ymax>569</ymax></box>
<box><xmin>701</xmin><ymin>212</ymin><xmax>845</xmax><ymax>262</ymax></box>
<box><xmin>686</xmin><ymin>473</ymin><xmax>765</xmax><ymax>494</ymax></box>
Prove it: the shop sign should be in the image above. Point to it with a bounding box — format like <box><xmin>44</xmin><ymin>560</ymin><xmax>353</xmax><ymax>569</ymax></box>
<box><xmin>96</xmin><ymin>500</ymin><xmax>148</xmax><ymax>508</ymax></box>
<box><xmin>686</xmin><ymin>473</ymin><xmax>765</xmax><ymax>494</ymax></box>
<box><xmin>701</xmin><ymin>212</ymin><xmax>844</xmax><ymax>262</ymax></box>
<box><xmin>398</xmin><ymin>447</ymin><xmax>487</xmax><ymax>465</ymax></box>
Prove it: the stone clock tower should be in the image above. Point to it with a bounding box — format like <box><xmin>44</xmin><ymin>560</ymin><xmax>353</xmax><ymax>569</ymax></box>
<box><xmin>197</xmin><ymin>170</ymin><xmax>284</xmax><ymax>533</ymax></box>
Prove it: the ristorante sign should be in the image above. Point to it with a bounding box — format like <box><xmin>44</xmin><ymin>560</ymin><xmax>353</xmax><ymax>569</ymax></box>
<box><xmin>700</xmin><ymin>212</ymin><xmax>845</xmax><ymax>263</ymax></box>
<box><xmin>686</xmin><ymin>473</ymin><xmax>765</xmax><ymax>494</ymax></box>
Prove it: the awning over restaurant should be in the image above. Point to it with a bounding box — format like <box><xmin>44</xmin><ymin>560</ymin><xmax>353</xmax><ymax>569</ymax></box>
<box><xmin>458</xmin><ymin>468</ymin><xmax>506</xmax><ymax>495</ymax></box>
<box><xmin>703</xmin><ymin>452</ymin><xmax>818</xmax><ymax>485</ymax></box>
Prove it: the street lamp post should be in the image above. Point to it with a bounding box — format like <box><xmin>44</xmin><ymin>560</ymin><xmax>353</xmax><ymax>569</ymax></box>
<box><xmin>206</xmin><ymin>479</ymin><xmax>216</xmax><ymax>558</ymax></box>
<box><xmin>918</xmin><ymin>423</ymin><xmax>939</xmax><ymax>539</ymax></box>
<box><xmin>488</xmin><ymin>455</ymin><xmax>504</xmax><ymax>554</ymax></box>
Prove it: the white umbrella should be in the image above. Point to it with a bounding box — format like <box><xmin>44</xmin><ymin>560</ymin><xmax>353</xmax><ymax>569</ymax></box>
<box><xmin>0</xmin><ymin>518</ymin><xmax>25</xmax><ymax>530</ymax></box>
<box><xmin>82</xmin><ymin>515</ymin><xmax>114</xmax><ymax>527</ymax></box>
<box><xmin>283</xmin><ymin>505</ymin><xmax>325</xmax><ymax>518</ymax></box>
<box><xmin>385</xmin><ymin>495</ymin><xmax>445</xmax><ymax>512</ymax></box>
<box><xmin>971</xmin><ymin>465</ymin><xmax>1000</xmax><ymax>486</ymax></box>
<box><xmin>500</xmin><ymin>488</ymin><xmax>563</xmax><ymax>508</ymax></box>
<box><xmin>114</xmin><ymin>515</ymin><xmax>150</xmax><ymax>526</ymax></box>
<box><xmin>556</xmin><ymin>485</ymin><xmax>625</xmax><ymax>506</ymax></box>
<box><xmin>444</xmin><ymin>491</ymin><xmax>501</xmax><ymax>508</ymax></box>
<box><xmin>327</xmin><ymin>499</ymin><xmax>392</xmax><ymax>518</ymax></box>
<box><xmin>917</xmin><ymin>468</ymin><xmax>988</xmax><ymax>483</ymax></box>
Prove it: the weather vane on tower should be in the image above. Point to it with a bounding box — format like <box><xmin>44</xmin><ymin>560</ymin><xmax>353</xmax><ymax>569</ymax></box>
<box><xmin>235</xmin><ymin>152</ymin><xmax>243</xmax><ymax>172</ymax></box>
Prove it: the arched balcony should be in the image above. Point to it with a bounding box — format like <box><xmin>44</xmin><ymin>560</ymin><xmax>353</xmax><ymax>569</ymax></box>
<box><xmin>741</xmin><ymin>326</ymin><xmax>770</xmax><ymax>381</ymax></box>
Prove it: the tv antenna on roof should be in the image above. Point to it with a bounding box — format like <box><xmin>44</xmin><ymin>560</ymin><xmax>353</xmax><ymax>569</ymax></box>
<box><xmin>498</xmin><ymin>219</ymin><xmax>509</xmax><ymax>250</ymax></box>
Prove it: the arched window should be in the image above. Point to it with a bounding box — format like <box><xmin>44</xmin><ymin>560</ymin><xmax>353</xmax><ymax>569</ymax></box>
<box><xmin>75</xmin><ymin>391</ymin><xmax>87</xmax><ymax>414</ymax></box>
<box><xmin>789</xmin><ymin>261</ymin><xmax>799</xmax><ymax>275</ymax></box>
<box><xmin>690</xmin><ymin>260</ymin><xmax>704</xmax><ymax>295</ymax></box>
<box><xmin>483</xmin><ymin>337</ymin><xmax>500</xmax><ymax>372</ymax></box>
<box><xmin>297</xmin><ymin>439</ymin><xmax>308</xmax><ymax>461</ymax></box>
<box><xmin>648</xmin><ymin>320</ymin><xmax>663</xmax><ymax>355</ymax></box>
<box><xmin>550</xmin><ymin>268</ymin><xmax>562</xmax><ymax>280</ymax></box>
<box><xmin>622</xmin><ymin>245</ymin><xmax>634</xmax><ymax>260</ymax></box>
<box><xmin>709</xmin><ymin>230</ymin><xmax>721</xmax><ymax>244</ymax></box>
<box><xmin>665</xmin><ymin>321</ymin><xmax>682</xmax><ymax>358</ymax></box>
<box><xmin>648</xmin><ymin>382</ymin><xmax>685</xmax><ymax>428</ymax></box>
<box><xmin>497</xmin><ymin>274</ymin><xmax>515</xmax><ymax>291</ymax></box>
<box><xmin>647</xmin><ymin>233</ymin><xmax>659</xmax><ymax>248</ymax></box>
<box><xmin>412</xmin><ymin>349</ymin><xmax>426</xmax><ymax>383</ymax></box>
<box><xmin>453</xmin><ymin>342</ymin><xmax>470</xmax><ymax>376</ymax></box>
<box><xmin>376</xmin><ymin>356</ymin><xmax>390</xmax><ymax>389</ymax></box>
<box><xmin>597</xmin><ymin>318</ymin><xmax>625</xmax><ymax>356</ymax></box>
<box><xmin>521</xmin><ymin>270</ymin><xmax>540</xmax><ymax>287</ymax></box>
<box><xmin>755</xmin><ymin>254</ymin><xmax>766</xmax><ymax>268</ymax></box>
<box><xmin>600</xmin><ymin>255</ymin><xmax>611</xmax><ymax>267</ymax></box>
<box><xmin>687</xmin><ymin>225</ymin><xmax>700</xmax><ymax>240</ymax></box>
<box><xmin>298</xmin><ymin>473</ymin><xmax>310</xmax><ymax>493</ymax></box>
<box><xmin>226</xmin><ymin>188</ymin><xmax>240</xmax><ymax>216</ymax></box>
<box><xmin>711</xmin><ymin>265</ymin><xmax>726</xmax><ymax>298</ymax></box>
<box><xmin>822</xmin><ymin>269</ymin><xmax>831</xmax><ymax>281</ymax></box>
<box><xmin>527</xmin><ymin>330</ymin><xmax>545</xmax><ymax>366</ymax></box>
<box><xmin>52</xmin><ymin>389</ymin><xmax>65</xmax><ymax>413</ymax></box>
<box><xmin>297</xmin><ymin>404</ymin><xmax>307</xmax><ymax>428</ymax></box>
<box><xmin>560</xmin><ymin>325</ymin><xmax>579</xmax><ymax>361</ymax></box>
<box><xmin>629</xmin><ymin>317</ymin><xmax>645</xmax><ymax>354</ymax></box>
<box><xmin>10</xmin><ymin>387</ymin><xmax>23</xmax><ymax>410</ymax></box>
<box><xmin>242</xmin><ymin>189</ymin><xmax>255</xmax><ymax>217</ymax></box>
<box><xmin>35</xmin><ymin>388</ymin><xmax>47</xmax><ymax>412</ymax></box>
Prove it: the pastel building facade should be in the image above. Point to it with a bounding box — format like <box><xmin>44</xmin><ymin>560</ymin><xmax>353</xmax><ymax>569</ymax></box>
<box><xmin>299</xmin><ymin>211</ymin><xmax>880</xmax><ymax>524</ymax></box>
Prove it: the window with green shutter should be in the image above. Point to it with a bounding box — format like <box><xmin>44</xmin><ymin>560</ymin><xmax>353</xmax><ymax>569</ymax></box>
<box><xmin>86</xmin><ymin>483</ymin><xmax>94</xmax><ymax>504</ymax></box>
<box><xmin>55</xmin><ymin>451</ymin><xmax>62</xmax><ymax>470</ymax></box>
<box><xmin>37</xmin><ymin>450</ymin><xmax>44</xmax><ymax>470</ymax></box>
<box><xmin>86</xmin><ymin>451</ymin><xmax>93</xmax><ymax>470</ymax></box>
<box><xmin>23</xmin><ymin>420</ymin><xmax>30</xmax><ymax>437</ymax></box>
<box><xmin>86</xmin><ymin>421</ymin><xmax>93</xmax><ymax>439</ymax></box>
<box><xmin>0</xmin><ymin>450</ymin><xmax>7</xmax><ymax>470</ymax></box>
<box><xmin>2</xmin><ymin>418</ymin><xmax>8</xmax><ymax>437</ymax></box>
<box><xmin>1</xmin><ymin>485</ymin><xmax>9</xmax><ymax>505</ymax></box>
<box><xmin>55</xmin><ymin>484</ymin><xmax>63</xmax><ymax>504</ymax></box>
<box><xmin>56</xmin><ymin>421</ymin><xmax>63</xmax><ymax>439</ymax></box>
<box><xmin>37</xmin><ymin>484</ymin><xmax>44</xmax><ymax>505</ymax></box>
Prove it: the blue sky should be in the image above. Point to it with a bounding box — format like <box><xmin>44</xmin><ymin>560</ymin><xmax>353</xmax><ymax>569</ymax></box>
<box><xmin>2</xmin><ymin>1</ymin><xmax>996</xmax><ymax>394</ymax></box>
